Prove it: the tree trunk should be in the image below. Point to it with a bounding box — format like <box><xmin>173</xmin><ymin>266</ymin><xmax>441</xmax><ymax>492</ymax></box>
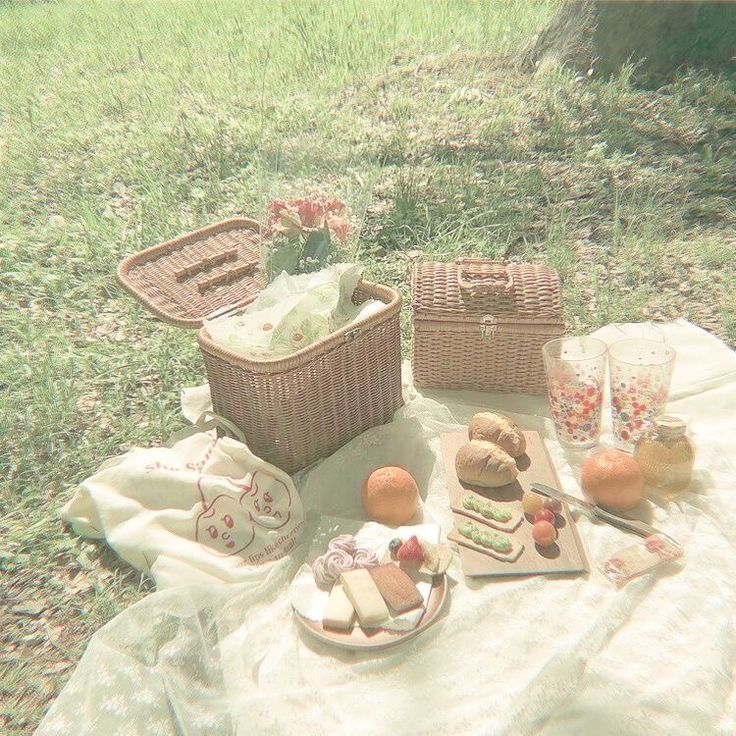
<box><xmin>520</xmin><ymin>1</ymin><xmax>736</xmax><ymax>84</ymax></box>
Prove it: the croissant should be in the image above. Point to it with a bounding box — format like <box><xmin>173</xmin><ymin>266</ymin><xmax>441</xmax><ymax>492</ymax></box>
<box><xmin>467</xmin><ymin>412</ymin><xmax>527</xmax><ymax>458</ymax></box>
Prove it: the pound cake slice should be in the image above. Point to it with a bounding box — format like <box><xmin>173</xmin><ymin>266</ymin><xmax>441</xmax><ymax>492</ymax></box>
<box><xmin>369</xmin><ymin>564</ymin><xmax>423</xmax><ymax>613</ymax></box>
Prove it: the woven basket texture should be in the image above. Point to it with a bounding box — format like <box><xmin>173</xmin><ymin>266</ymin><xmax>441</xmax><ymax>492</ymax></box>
<box><xmin>118</xmin><ymin>219</ymin><xmax>404</xmax><ymax>473</ymax></box>
<box><xmin>117</xmin><ymin>218</ymin><xmax>265</xmax><ymax>328</ymax></box>
<box><xmin>199</xmin><ymin>283</ymin><xmax>403</xmax><ymax>473</ymax></box>
<box><xmin>412</xmin><ymin>260</ymin><xmax>564</xmax><ymax>393</ymax></box>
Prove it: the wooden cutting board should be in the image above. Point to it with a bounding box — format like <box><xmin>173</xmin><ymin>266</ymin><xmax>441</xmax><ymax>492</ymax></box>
<box><xmin>441</xmin><ymin>431</ymin><xmax>589</xmax><ymax>578</ymax></box>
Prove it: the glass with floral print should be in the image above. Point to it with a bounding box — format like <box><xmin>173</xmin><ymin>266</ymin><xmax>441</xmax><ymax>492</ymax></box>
<box><xmin>608</xmin><ymin>338</ymin><xmax>676</xmax><ymax>451</ymax></box>
<box><xmin>543</xmin><ymin>336</ymin><xmax>608</xmax><ymax>449</ymax></box>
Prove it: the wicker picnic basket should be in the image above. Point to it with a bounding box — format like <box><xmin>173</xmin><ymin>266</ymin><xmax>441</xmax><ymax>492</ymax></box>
<box><xmin>117</xmin><ymin>217</ymin><xmax>403</xmax><ymax>473</ymax></box>
<box><xmin>411</xmin><ymin>259</ymin><xmax>564</xmax><ymax>393</ymax></box>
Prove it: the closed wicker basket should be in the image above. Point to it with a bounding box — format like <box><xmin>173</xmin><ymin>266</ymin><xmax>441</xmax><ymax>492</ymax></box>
<box><xmin>117</xmin><ymin>218</ymin><xmax>403</xmax><ymax>473</ymax></box>
<box><xmin>411</xmin><ymin>259</ymin><xmax>564</xmax><ymax>393</ymax></box>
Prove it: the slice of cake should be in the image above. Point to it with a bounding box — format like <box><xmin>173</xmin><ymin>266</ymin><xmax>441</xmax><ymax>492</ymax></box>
<box><xmin>369</xmin><ymin>564</ymin><xmax>423</xmax><ymax>614</ymax></box>
<box><xmin>322</xmin><ymin>582</ymin><xmax>355</xmax><ymax>631</ymax></box>
<box><xmin>340</xmin><ymin>568</ymin><xmax>390</xmax><ymax>627</ymax></box>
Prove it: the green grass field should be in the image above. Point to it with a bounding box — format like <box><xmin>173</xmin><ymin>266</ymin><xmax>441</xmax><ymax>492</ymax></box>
<box><xmin>1</xmin><ymin>0</ymin><xmax>735</xmax><ymax>731</ymax></box>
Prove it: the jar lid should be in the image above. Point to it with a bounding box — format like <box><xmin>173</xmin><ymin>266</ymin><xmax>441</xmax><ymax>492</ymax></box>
<box><xmin>653</xmin><ymin>415</ymin><xmax>687</xmax><ymax>438</ymax></box>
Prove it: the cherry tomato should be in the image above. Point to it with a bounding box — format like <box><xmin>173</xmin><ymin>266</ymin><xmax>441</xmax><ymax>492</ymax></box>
<box><xmin>532</xmin><ymin>520</ymin><xmax>557</xmax><ymax>547</ymax></box>
<box><xmin>543</xmin><ymin>497</ymin><xmax>562</xmax><ymax>514</ymax></box>
<box><xmin>533</xmin><ymin>508</ymin><xmax>555</xmax><ymax>525</ymax></box>
<box><xmin>522</xmin><ymin>492</ymin><xmax>544</xmax><ymax>517</ymax></box>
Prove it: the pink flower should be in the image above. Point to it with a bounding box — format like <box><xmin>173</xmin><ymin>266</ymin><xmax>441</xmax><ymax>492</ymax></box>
<box><xmin>295</xmin><ymin>199</ymin><xmax>325</xmax><ymax>229</ymax></box>
<box><xmin>326</xmin><ymin>215</ymin><xmax>353</xmax><ymax>243</ymax></box>
<box><xmin>323</xmin><ymin>197</ymin><xmax>347</xmax><ymax>215</ymax></box>
<box><xmin>273</xmin><ymin>209</ymin><xmax>302</xmax><ymax>238</ymax></box>
<box><xmin>268</xmin><ymin>199</ymin><xmax>289</xmax><ymax>219</ymax></box>
<box><xmin>263</xmin><ymin>196</ymin><xmax>352</xmax><ymax>244</ymax></box>
<box><xmin>265</xmin><ymin>200</ymin><xmax>302</xmax><ymax>238</ymax></box>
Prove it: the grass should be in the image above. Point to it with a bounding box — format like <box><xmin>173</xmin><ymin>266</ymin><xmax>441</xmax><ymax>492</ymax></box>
<box><xmin>1</xmin><ymin>0</ymin><xmax>735</xmax><ymax>732</ymax></box>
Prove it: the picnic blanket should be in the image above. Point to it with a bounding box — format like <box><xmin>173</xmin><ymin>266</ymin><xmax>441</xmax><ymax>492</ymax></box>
<box><xmin>37</xmin><ymin>321</ymin><xmax>736</xmax><ymax>736</ymax></box>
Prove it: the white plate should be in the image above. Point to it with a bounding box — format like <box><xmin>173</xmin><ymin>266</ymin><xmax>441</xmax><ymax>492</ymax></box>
<box><xmin>294</xmin><ymin>574</ymin><xmax>448</xmax><ymax>651</ymax></box>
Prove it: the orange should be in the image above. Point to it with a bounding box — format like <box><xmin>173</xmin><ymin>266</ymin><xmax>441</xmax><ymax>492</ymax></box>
<box><xmin>361</xmin><ymin>466</ymin><xmax>420</xmax><ymax>525</ymax></box>
<box><xmin>580</xmin><ymin>449</ymin><xmax>644</xmax><ymax>511</ymax></box>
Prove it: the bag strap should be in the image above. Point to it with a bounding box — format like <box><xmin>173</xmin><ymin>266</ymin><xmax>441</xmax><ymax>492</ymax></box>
<box><xmin>456</xmin><ymin>258</ymin><xmax>515</xmax><ymax>298</ymax></box>
<box><xmin>165</xmin><ymin>411</ymin><xmax>247</xmax><ymax>448</ymax></box>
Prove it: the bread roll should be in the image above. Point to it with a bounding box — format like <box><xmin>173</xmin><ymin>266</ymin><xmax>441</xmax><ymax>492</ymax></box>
<box><xmin>468</xmin><ymin>412</ymin><xmax>527</xmax><ymax>458</ymax></box>
<box><xmin>455</xmin><ymin>440</ymin><xmax>519</xmax><ymax>488</ymax></box>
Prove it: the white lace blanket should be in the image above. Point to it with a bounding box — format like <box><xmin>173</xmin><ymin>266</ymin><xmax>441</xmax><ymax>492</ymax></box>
<box><xmin>37</xmin><ymin>321</ymin><xmax>736</xmax><ymax>736</ymax></box>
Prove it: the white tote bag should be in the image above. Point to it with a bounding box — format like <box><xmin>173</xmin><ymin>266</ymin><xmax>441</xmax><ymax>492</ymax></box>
<box><xmin>61</xmin><ymin>419</ymin><xmax>305</xmax><ymax>587</ymax></box>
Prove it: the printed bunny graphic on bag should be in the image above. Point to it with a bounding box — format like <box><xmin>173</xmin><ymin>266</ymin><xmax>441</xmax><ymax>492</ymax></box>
<box><xmin>195</xmin><ymin>471</ymin><xmax>294</xmax><ymax>557</ymax></box>
<box><xmin>61</xmin><ymin>432</ymin><xmax>305</xmax><ymax>583</ymax></box>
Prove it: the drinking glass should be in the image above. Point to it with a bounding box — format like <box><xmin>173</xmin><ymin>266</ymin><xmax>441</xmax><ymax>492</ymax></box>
<box><xmin>608</xmin><ymin>338</ymin><xmax>676</xmax><ymax>450</ymax></box>
<box><xmin>543</xmin><ymin>337</ymin><xmax>608</xmax><ymax>449</ymax></box>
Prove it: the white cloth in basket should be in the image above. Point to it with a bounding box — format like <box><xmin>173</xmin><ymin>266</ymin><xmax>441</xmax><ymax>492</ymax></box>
<box><xmin>203</xmin><ymin>263</ymin><xmax>382</xmax><ymax>359</ymax></box>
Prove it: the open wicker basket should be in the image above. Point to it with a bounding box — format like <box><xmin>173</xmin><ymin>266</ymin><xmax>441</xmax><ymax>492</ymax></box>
<box><xmin>117</xmin><ymin>218</ymin><xmax>403</xmax><ymax>473</ymax></box>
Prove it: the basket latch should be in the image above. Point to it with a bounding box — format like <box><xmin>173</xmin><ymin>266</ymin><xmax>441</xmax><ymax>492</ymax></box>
<box><xmin>480</xmin><ymin>314</ymin><xmax>498</xmax><ymax>342</ymax></box>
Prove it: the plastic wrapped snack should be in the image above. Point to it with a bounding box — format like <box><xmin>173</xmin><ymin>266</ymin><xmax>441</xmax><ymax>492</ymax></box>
<box><xmin>600</xmin><ymin>534</ymin><xmax>683</xmax><ymax>588</ymax></box>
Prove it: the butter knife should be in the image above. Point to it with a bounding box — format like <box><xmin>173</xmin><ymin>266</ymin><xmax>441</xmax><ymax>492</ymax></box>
<box><xmin>530</xmin><ymin>482</ymin><xmax>679</xmax><ymax>547</ymax></box>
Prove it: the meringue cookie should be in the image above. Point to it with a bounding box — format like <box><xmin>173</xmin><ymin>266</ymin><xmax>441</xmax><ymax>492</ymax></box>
<box><xmin>328</xmin><ymin>534</ymin><xmax>358</xmax><ymax>555</ymax></box>
<box><xmin>352</xmin><ymin>546</ymin><xmax>379</xmax><ymax>568</ymax></box>
<box><xmin>312</xmin><ymin>534</ymin><xmax>379</xmax><ymax>587</ymax></box>
<box><xmin>312</xmin><ymin>548</ymin><xmax>355</xmax><ymax>588</ymax></box>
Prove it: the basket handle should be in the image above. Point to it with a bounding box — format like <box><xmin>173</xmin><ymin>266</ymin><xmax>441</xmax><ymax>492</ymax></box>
<box><xmin>165</xmin><ymin>411</ymin><xmax>247</xmax><ymax>447</ymax></box>
<box><xmin>457</xmin><ymin>258</ymin><xmax>514</xmax><ymax>297</ymax></box>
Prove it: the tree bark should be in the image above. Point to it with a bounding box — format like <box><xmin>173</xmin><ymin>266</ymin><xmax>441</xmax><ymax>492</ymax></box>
<box><xmin>520</xmin><ymin>1</ymin><xmax>736</xmax><ymax>84</ymax></box>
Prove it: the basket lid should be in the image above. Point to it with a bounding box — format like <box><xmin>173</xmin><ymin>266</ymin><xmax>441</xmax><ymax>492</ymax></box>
<box><xmin>411</xmin><ymin>259</ymin><xmax>563</xmax><ymax>321</ymax></box>
<box><xmin>117</xmin><ymin>218</ymin><xmax>267</xmax><ymax>328</ymax></box>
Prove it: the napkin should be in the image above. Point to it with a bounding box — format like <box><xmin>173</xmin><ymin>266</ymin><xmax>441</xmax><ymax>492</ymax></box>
<box><xmin>203</xmin><ymin>264</ymin><xmax>382</xmax><ymax>359</ymax></box>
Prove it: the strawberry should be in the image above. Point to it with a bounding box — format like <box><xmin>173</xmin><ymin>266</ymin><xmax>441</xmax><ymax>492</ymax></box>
<box><xmin>396</xmin><ymin>535</ymin><xmax>424</xmax><ymax>565</ymax></box>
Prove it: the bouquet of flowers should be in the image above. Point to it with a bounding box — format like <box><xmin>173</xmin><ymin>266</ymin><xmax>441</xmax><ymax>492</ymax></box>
<box><xmin>261</xmin><ymin>196</ymin><xmax>354</xmax><ymax>281</ymax></box>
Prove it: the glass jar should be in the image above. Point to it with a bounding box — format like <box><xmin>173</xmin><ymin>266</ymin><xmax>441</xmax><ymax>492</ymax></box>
<box><xmin>634</xmin><ymin>415</ymin><xmax>695</xmax><ymax>495</ymax></box>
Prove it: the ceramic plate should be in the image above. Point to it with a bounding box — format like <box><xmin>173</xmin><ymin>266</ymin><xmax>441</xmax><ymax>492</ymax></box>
<box><xmin>294</xmin><ymin>574</ymin><xmax>448</xmax><ymax>651</ymax></box>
